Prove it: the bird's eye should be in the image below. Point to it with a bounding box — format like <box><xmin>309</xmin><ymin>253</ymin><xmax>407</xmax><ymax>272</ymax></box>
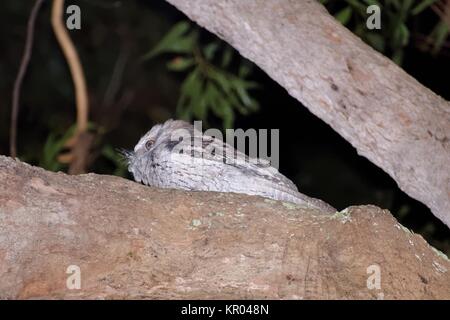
<box><xmin>145</xmin><ymin>140</ymin><xmax>154</xmax><ymax>150</ymax></box>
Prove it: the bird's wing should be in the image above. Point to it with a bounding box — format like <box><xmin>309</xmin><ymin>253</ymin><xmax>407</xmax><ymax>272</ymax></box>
<box><xmin>173</xmin><ymin>132</ymin><xmax>299</xmax><ymax>192</ymax></box>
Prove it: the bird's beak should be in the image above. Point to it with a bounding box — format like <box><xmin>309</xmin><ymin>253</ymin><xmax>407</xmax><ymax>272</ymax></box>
<box><xmin>117</xmin><ymin>148</ymin><xmax>134</xmax><ymax>165</ymax></box>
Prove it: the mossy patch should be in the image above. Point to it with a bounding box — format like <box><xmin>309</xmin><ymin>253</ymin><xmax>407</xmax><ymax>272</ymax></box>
<box><xmin>331</xmin><ymin>208</ymin><xmax>352</xmax><ymax>223</ymax></box>
<box><xmin>191</xmin><ymin>219</ymin><xmax>202</xmax><ymax>227</ymax></box>
<box><xmin>282</xmin><ymin>202</ymin><xmax>302</xmax><ymax>210</ymax></box>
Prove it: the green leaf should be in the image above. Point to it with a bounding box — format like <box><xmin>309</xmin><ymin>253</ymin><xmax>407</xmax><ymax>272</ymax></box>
<box><xmin>176</xmin><ymin>69</ymin><xmax>196</xmax><ymax>118</ymax></box>
<box><xmin>193</xmin><ymin>91</ymin><xmax>208</xmax><ymax>120</ymax></box>
<box><xmin>392</xmin><ymin>49</ymin><xmax>404</xmax><ymax>65</ymax></box>
<box><xmin>400</xmin><ymin>0</ymin><xmax>414</xmax><ymax>14</ymax></box>
<box><xmin>398</xmin><ymin>23</ymin><xmax>410</xmax><ymax>46</ymax></box>
<box><xmin>203</xmin><ymin>81</ymin><xmax>220</xmax><ymax>110</ymax></box>
<box><xmin>365</xmin><ymin>33</ymin><xmax>385</xmax><ymax>51</ymax></box>
<box><xmin>212</xmin><ymin>97</ymin><xmax>234</xmax><ymax>129</ymax></box>
<box><xmin>221</xmin><ymin>103</ymin><xmax>234</xmax><ymax>129</ymax></box>
<box><xmin>176</xmin><ymin>68</ymin><xmax>204</xmax><ymax>120</ymax></box>
<box><xmin>181</xmin><ymin>68</ymin><xmax>201</xmax><ymax>93</ymax></box>
<box><xmin>238</xmin><ymin>61</ymin><xmax>252</xmax><ymax>78</ymax></box>
<box><xmin>430</xmin><ymin>21</ymin><xmax>449</xmax><ymax>54</ymax></box>
<box><xmin>221</xmin><ymin>46</ymin><xmax>233</xmax><ymax>68</ymax></box>
<box><xmin>188</xmin><ymin>77</ymin><xmax>204</xmax><ymax>118</ymax></box>
<box><xmin>203</xmin><ymin>41</ymin><xmax>220</xmax><ymax>60</ymax></box>
<box><xmin>40</xmin><ymin>125</ymin><xmax>77</xmax><ymax>171</ymax></box>
<box><xmin>101</xmin><ymin>145</ymin><xmax>128</xmax><ymax>177</ymax></box>
<box><xmin>362</xmin><ymin>0</ymin><xmax>380</xmax><ymax>6</ymax></box>
<box><xmin>335</xmin><ymin>7</ymin><xmax>352</xmax><ymax>25</ymax></box>
<box><xmin>41</xmin><ymin>133</ymin><xmax>60</xmax><ymax>171</ymax></box>
<box><xmin>165</xmin><ymin>36</ymin><xmax>261</xmax><ymax>128</ymax></box>
<box><xmin>247</xmin><ymin>97</ymin><xmax>260</xmax><ymax>112</ymax></box>
<box><xmin>388</xmin><ymin>0</ymin><xmax>401</xmax><ymax>10</ymax></box>
<box><xmin>142</xmin><ymin>21</ymin><xmax>194</xmax><ymax>60</ymax></box>
<box><xmin>209</xmin><ymin>68</ymin><xmax>232</xmax><ymax>93</ymax></box>
<box><xmin>236</xmin><ymin>83</ymin><xmax>252</xmax><ymax>107</ymax></box>
<box><xmin>411</xmin><ymin>0</ymin><xmax>438</xmax><ymax>15</ymax></box>
<box><xmin>167</xmin><ymin>57</ymin><xmax>195</xmax><ymax>71</ymax></box>
<box><xmin>101</xmin><ymin>144</ymin><xmax>116</xmax><ymax>162</ymax></box>
<box><xmin>227</xmin><ymin>90</ymin><xmax>248</xmax><ymax>115</ymax></box>
<box><xmin>392</xmin><ymin>22</ymin><xmax>410</xmax><ymax>48</ymax></box>
<box><xmin>344</xmin><ymin>0</ymin><xmax>367</xmax><ymax>13</ymax></box>
<box><xmin>239</xmin><ymin>79</ymin><xmax>260</xmax><ymax>90</ymax></box>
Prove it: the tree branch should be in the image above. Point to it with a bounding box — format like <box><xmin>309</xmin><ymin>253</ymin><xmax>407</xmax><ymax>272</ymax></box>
<box><xmin>0</xmin><ymin>156</ymin><xmax>449</xmax><ymax>299</ymax></box>
<box><xmin>163</xmin><ymin>0</ymin><xmax>450</xmax><ymax>229</ymax></box>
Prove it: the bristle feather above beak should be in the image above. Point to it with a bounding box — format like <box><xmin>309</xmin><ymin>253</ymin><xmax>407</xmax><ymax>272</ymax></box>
<box><xmin>117</xmin><ymin>148</ymin><xmax>134</xmax><ymax>165</ymax></box>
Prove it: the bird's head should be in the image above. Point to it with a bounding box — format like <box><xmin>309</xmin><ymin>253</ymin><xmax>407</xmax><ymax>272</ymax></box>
<box><xmin>121</xmin><ymin>119</ymin><xmax>194</xmax><ymax>183</ymax></box>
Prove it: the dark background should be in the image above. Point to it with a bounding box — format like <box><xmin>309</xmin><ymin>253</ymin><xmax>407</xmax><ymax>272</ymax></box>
<box><xmin>0</xmin><ymin>0</ymin><xmax>449</xmax><ymax>255</ymax></box>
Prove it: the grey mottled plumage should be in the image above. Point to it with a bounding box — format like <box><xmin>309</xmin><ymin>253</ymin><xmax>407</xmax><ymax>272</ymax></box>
<box><xmin>124</xmin><ymin>119</ymin><xmax>335</xmax><ymax>213</ymax></box>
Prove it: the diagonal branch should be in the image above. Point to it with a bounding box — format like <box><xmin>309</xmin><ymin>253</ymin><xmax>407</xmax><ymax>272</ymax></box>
<box><xmin>164</xmin><ymin>0</ymin><xmax>450</xmax><ymax>229</ymax></box>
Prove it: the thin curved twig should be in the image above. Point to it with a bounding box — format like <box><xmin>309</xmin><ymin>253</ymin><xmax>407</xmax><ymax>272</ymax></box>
<box><xmin>51</xmin><ymin>0</ymin><xmax>89</xmax><ymax>135</ymax></box>
<box><xmin>10</xmin><ymin>0</ymin><xmax>45</xmax><ymax>158</ymax></box>
<box><xmin>51</xmin><ymin>0</ymin><xmax>90</xmax><ymax>174</ymax></box>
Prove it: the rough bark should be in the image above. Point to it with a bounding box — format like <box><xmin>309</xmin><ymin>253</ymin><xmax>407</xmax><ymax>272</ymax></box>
<box><xmin>163</xmin><ymin>0</ymin><xmax>450</xmax><ymax>229</ymax></box>
<box><xmin>0</xmin><ymin>156</ymin><xmax>449</xmax><ymax>299</ymax></box>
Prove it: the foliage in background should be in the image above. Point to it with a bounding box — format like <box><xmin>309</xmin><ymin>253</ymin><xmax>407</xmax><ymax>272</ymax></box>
<box><xmin>37</xmin><ymin>122</ymin><xmax>128</xmax><ymax>177</ymax></box>
<box><xmin>143</xmin><ymin>21</ymin><xmax>260</xmax><ymax>129</ymax></box>
<box><xmin>321</xmin><ymin>0</ymin><xmax>449</xmax><ymax>65</ymax></box>
<box><xmin>318</xmin><ymin>0</ymin><xmax>450</xmax><ymax>255</ymax></box>
<box><xmin>101</xmin><ymin>144</ymin><xmax>128</xmax><ymax>177</ymax></box>
<box><xmin>39</xmin><ymin>125</ymin><xmax>76</xmax><ymax>172</ymax></box>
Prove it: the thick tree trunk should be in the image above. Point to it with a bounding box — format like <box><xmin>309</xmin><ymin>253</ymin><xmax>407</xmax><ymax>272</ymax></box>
<box><xmin>163</xmin><ymin>0</ymin><xmax>450</xmax><ymax>228</ymax></box>
<box><xmin>0</xmin><ymin>156</ymin><xmax>449</xmax><ymax>299</ymax></box>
